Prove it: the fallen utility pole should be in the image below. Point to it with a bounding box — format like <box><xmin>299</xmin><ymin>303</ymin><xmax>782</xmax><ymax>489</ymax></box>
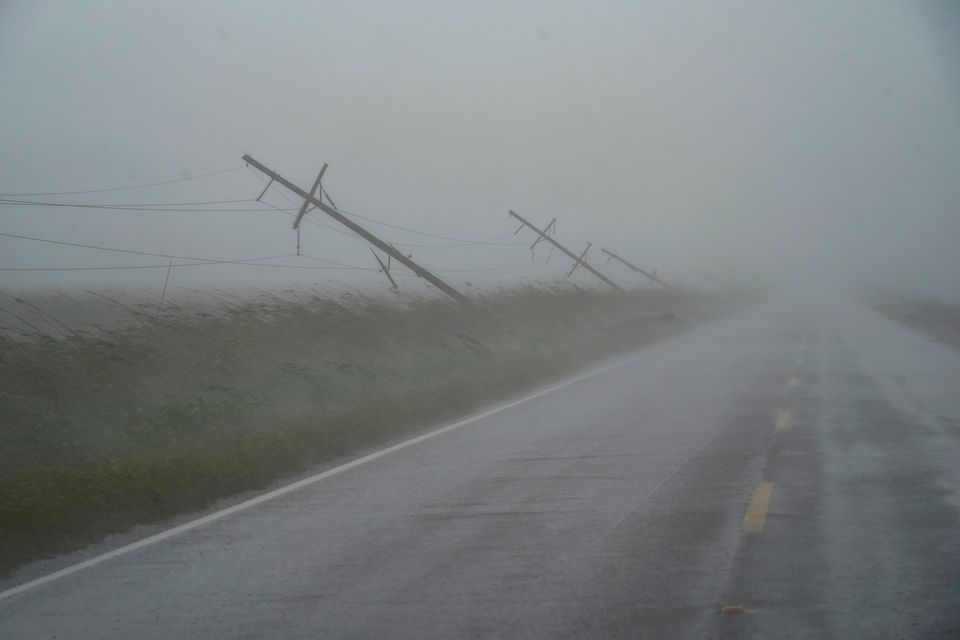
<box><xmin>243</xmin><ymin>154</ymin><xmax>467</xmax><ymax>303</ymax></box>
<box><xmin>600</xmin><ymin>248</ymin><xmax>674</xmax><ymax>290</ymax></box>
<box><xmin>508</xmin><ymin>210</ymin><xmax>622</xmax><ymax>291</ymax></box>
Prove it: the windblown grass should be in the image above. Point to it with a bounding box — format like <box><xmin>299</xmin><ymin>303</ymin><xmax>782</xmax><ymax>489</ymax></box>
<box><xmin>0</xmin><ymin>285</ymin><xmax>709</xmax><ymax>574</ymax></box>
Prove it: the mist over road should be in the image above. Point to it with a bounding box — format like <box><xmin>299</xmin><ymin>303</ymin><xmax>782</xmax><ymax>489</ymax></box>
<box><xmin>2</xmin><ymin>298</ymin><xmax>959</xmax><ymax>638</ymax></box>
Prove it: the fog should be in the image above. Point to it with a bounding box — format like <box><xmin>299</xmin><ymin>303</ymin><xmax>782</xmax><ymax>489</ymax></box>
<box><xmin>1</xmin><ymin>0</ymin><xmax>958</xmax><ymax>299</ymax></box>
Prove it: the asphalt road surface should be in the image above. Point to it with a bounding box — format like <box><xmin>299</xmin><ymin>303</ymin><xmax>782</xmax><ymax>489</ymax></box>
<box><xmin>2</xmin><ymin>298</ymin><xmax>959</xmax><ymax>639</ymax></box>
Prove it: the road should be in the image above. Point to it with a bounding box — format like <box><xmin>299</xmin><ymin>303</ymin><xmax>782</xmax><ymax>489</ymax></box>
<box><xmin>2</xmin><ymin>297</ymin><xmax>959</xmax><ymax>638</ymax></box>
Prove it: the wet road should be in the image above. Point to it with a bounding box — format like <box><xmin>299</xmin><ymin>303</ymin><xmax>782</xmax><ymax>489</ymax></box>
<box><xmin>2</xmin><ymin>298</ymin><xmax>959</xmax><ymax>638</ymax></box>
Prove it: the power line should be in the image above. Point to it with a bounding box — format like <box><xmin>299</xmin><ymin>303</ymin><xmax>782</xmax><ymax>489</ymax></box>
<box><xmin>0</xmin><ymin>197</ymin><xmax>256</xmax><ymax>207</ymax></box>
<box><xmin>0</xmin><ymin>264</ymin><xmax>178</xmax><ymax>271</ymax></box>
<box><xmin>245</xmin><ymin>165</ymin><xmax>524</xmax><ymax>248</ymax></box>
<box><xmin>299</xmin><ymin>253</ymin><xmax>375</xmax><ymax>269</ymax></box>
<box><xmin>0</xmin><ymin>165</ymin><xmax>247</xmax><ymax>197</ymax></box>
<box><xmin>0</xmin><ymin>254</ymin><xmax>297</xmax><ymax>271</ymax></box>
<box><xmin>0</xmin><ymin>170</ymin><xmax>550</xmax><ymax>285</ymax></box>
<box><xmin>396</xmin><ymin>263</ymin><xmax>542</xmax><ymax>280</ymax></box>
<box><xmin>370</xmin><ymin>233</ymin><xmax>529</xmax><ymax>250</ymax></box>
<box><xmin>336</xmin><ymin>206</ymin><xmax>526</xmax><ymax>247</ymax></box>
<box><xmin>415</xmin><ymin>262</ymin><xmax>535</xmax><ymax>273</ymax></box>
<box><xmin>0</xmin><ymin>230</ymin><xmax>274</xmax><ymax>263</ymax></box>
<box><xmin>256</xmin><ymin>194</ymin><xmax>366</xmax><ymax>242</ymax></box>
<box><xmin>0</xmin><ymin>261</ymin><xmax>373</xmax><ymax>272</ymax></box>
<box><xmin>0</xmin><ymin>197</ymin><xmax>281</xmax><ymax>213</ymax></box>
<box><xmin>0</xmin><ymin>231</ymin><xmax>375</xmax><ymax>272</ymax></box>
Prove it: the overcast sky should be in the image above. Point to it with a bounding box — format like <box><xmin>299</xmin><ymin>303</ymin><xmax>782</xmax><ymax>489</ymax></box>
<box><xmin>1</xmin><ymin>1</ymin><xmax>958</xmax><ymax>298</ymax></box>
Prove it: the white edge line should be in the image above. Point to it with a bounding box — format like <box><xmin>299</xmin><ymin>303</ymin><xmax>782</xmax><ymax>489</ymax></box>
<box><xmin>0</xmin><ymin>335</ymin><xmax>686</xmax><ymax>603</ymax></box>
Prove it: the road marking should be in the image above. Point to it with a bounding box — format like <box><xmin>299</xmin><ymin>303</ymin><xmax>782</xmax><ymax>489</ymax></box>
<box><xmin>787</xmin><ymin>377</ymin><xmax>799</xmax><ymax>388</ymax></box>
<box><xmin>775</xmin><ymin>408</ymin><xmax>792</xmax><ymax>430</ymax></box>
<box><xmin>721</xmin><ymin>604</ymin><xmax>746</xmax><ymax>615</ymax></box>
<box><xmin>0</xmin><ymin>335</ymin><xmax>692</xmax><ymax>604</ymax></box>
<box><xmin>743</xmin><ymin>481</ymin><xmax>774</xmax><ymax>533</ymax></box>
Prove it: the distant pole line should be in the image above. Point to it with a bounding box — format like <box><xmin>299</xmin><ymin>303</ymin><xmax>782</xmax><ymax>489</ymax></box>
<box><xmin>508</xmin><ymin>210</ymin><xmax>622</xmax><ymax>291</ymax></box>
<box><xmin>0</xmin><ymin>161</ymin><xmax>686</xmax><ymax>293</ymax></box>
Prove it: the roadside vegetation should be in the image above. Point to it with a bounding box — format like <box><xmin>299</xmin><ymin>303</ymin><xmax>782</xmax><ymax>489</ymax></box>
<box><xmin>0</xmin><ymin>285</ymin><xmax>713</xmax><ymax>575</ymax></box>
<box><xmin>868</xmin><ymin>291</ymin><xmax>960</xmax><ymax>351</ymax></box>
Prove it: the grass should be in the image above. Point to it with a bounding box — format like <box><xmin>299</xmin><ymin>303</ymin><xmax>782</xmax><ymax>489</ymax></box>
<box><xmin>867</xmin><ymin>291</ymin><xmax>960</xmax><ymax>351</ymax></box>
<box><xmin>0</xmin><ymin>284</ymin><xmax>711</xmax><ymax>575</ymax></box>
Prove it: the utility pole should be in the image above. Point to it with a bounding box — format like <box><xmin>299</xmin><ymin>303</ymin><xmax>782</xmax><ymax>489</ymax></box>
<box><xmin>508</xmin><ymin>210</ymin><xmax>622</xmax><ymax>291</ymax></box>
<box><xmin>244</xmin><ymin>154</ymin><xmax>467</xmax><ymax>304</ymax></box>
<box><xmin>600</xmin><ymin>248</ymin><xmax>674</xmax><ymax>290</ymax></box>
<box><xmin>528</xmin><ymin>218</ymin><xmax>556</xmax><ymax>251</ymax></box>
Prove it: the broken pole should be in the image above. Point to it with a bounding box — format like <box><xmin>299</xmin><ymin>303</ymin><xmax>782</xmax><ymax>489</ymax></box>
<box><xmin>600</xmin><ymin>248</ymin><xmax>675</xmax><ymax>290</ymax></box>
<box><xmin>508</xmin><ymin>210</ymin><xmax>622</xmax><ymax>291</ymax></box>
<box><xmin>244</xmin><ymin>154</ymin><xmax>467</xmax><ymax>303</ymax></box>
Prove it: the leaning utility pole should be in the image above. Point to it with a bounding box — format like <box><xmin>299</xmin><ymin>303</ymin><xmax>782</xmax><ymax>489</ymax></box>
<box><xmin>566</xmin><ymin>242</ymin><xmax>592</xmax><ymax>278</ymax></box>
<box><xmin>508</xmin><ymin>210</ymin><xmax>622</xmax><ymax>291</ymax></box>
<box><xmin>600</xmin><ymin>248</ymin><xmax>674</xmax><ymax>290</ymax></box>
<box><xmin>243</xmin><ymin>154</ymin><xmax>467</xmax><ymax>303</ymax></box>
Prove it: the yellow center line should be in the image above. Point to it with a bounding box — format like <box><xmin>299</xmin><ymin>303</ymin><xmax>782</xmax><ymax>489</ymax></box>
<box><xmin>787</xmin><ymin>377</ymin><xmax>799</xmax><ymax>388</ymax></box>
<box><xmin>775</xmin><ymin>408</ymin><xmax>792</xmax><ymax>429</ymax></box>
<box><xmin>743</xmin><ymin>481</ymin><xmax>774</xmax><ymax>533</ymax></box>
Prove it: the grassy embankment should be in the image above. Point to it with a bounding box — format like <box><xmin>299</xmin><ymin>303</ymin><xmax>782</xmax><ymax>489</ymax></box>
<box><xmin>868</xmin><ymin>292</ymin><xmax>960</xmax><ymax>351</ymax></box>
<box><xmin>0</xmin><ymin>285</ymin><xmax>710</xmax><ymax>575</ymax></box>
